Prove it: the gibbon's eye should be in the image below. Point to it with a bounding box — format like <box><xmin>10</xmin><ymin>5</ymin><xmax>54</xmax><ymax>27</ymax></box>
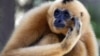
<box><xmin>54</xmin><ymin>9</ymin><xmax>61</xmax><ymax>19</ymax></box>
<box><xmin>63</xmin><ymin>10</ymin><xmax>71</xmax><ymax>20</ymax></box>
<box><xmin>54</xmin><ymin>9</ymin><xmax>71</xmax><ymax>20</ymax></box>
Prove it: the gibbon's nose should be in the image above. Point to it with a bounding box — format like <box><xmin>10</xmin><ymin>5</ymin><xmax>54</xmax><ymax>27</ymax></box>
<box><xmin>54</xmin><ymin>19</ymin><xmax>65</xmax><ymax>28</ymax></box>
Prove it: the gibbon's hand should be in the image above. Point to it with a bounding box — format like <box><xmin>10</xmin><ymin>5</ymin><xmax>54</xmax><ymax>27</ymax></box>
<box><xmin>61</xmin><ymin>17</ymin><xmax>82</xmax><ymax>54</ymax></box>
<box><xmin>66</xmin><ymin>17</ymin><xmax>82</xmax><ymax>39</ymax></box>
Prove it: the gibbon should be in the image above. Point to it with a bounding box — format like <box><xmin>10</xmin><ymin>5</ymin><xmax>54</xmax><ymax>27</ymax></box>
<box><xmin>1</xmin><ymin>0</ymin><xmax>99</xmax><ymax>56</ymax></box>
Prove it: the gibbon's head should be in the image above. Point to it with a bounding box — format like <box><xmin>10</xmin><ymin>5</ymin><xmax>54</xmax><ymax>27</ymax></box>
<box><xmin>47</xmin><ymin>0</ymin><xmax>90</xmax><ymax>35</ymax></box>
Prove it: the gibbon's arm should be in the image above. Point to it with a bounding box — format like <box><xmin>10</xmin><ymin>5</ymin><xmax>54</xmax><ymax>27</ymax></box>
<box><xmin>81</xmin><ymin>25</ymin><xmax>99</xmax><ymax>56</ymax></box>
<box><xmin>1</xmin><ymin>18</ymin><xmax>82</xmax><ymax>56</ymax></box>
<box><xmin>1</xmin><ymin>2</ymin><xmax>51</xmax><ymax>55</ymax></box>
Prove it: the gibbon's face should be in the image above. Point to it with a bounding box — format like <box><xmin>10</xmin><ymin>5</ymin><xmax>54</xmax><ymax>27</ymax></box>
<box><xmin>47</xmin><ymin>0</ymin><xmax>90</xmax><ymax>35</ymax></box>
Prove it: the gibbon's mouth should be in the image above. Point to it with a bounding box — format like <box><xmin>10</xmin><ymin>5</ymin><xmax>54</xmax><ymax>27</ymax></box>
<box><xmin>54</xmin><ymin>21</ymin><xmax>66</xmax><ymax>28</ymax></box>
<box><xmin>54</xmin><ymin>17</ymin><xmax>75</xmax><ymax>29</ymax></box>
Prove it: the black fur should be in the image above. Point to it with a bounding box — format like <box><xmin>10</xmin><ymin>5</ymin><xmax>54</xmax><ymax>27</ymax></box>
<box><xmin>62</xmin><ymin>0</ymin><xmax>73</xmax><ymax>4</ymax></box>
<box><xmin>80</xmin><ymin>12</ymin><xmax>83</xmax><ymax>17</ymax></box>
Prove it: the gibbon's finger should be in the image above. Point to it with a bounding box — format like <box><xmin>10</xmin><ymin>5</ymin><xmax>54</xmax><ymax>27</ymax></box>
<box><xmin>71</xmin><ymin>17</ymin><xmax>82</xmax><ymax>34</ymax></box>
<box><xmin>65</xmin><ymin>28</ymin><xmax>72</xmax><ymax>39</ymax></box>
<box><xmin>74</xmin><ymin>17</ymin><xmax>82</xmax><ymax>34</ymax></box>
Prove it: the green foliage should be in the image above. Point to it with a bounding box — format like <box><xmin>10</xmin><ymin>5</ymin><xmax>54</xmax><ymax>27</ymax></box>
<box><xmin>88</xmin><ymin>6</ymin><xmax>100</xmax><ymax>38</ymax></box>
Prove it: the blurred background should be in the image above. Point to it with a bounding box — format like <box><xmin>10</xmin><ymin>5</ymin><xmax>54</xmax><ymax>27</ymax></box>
<box><xmin>0</xmin><ymin>0</ymin><xmax>100</xmax><ymax>54</ymax></box>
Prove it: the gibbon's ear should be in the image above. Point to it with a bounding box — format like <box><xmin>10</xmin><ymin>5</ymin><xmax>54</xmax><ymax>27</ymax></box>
<box><xmin>62</xmin><ymin>0</ymin><xmax>74</xmax><ymax>4</ymax></box>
